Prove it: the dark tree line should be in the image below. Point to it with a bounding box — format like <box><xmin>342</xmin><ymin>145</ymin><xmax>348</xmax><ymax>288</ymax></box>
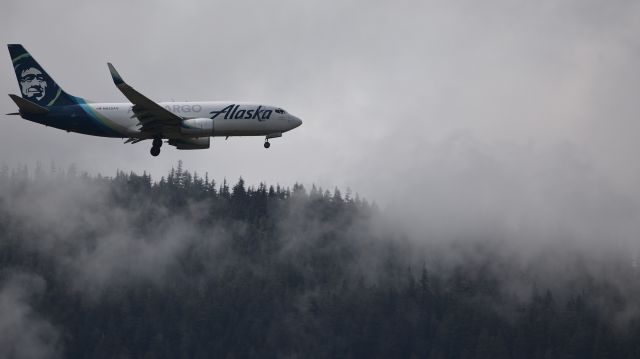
<box><xmin>0</xmin><ymin>162</ymin><xmax>639</xmax><ymax>358</ymax></box>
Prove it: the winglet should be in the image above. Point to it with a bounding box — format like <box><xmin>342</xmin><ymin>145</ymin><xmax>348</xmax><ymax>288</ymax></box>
<box><xmin>107</xmin><ymin>63</ymin><xmax>124</xmax><ymax>86</ymax></box>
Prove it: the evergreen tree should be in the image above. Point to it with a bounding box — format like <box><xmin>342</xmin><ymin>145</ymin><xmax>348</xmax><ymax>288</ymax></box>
<box><xmin>0</xmin><ymin>162</ymin><xmax>637</xmax><ymax>358</ymax></box>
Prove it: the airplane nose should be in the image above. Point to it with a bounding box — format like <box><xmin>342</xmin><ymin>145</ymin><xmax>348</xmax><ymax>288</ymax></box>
<box><xmin>292</xmin><ymin>116</ymin><xmax>302</xmax><ymax>128</ymax></box>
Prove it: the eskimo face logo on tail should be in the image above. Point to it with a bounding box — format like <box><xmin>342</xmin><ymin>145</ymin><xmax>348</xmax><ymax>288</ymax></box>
<box><xmin>19</xmin><ymin>67</ymin><xmax>47</xmax><ymax>101</ymax></box>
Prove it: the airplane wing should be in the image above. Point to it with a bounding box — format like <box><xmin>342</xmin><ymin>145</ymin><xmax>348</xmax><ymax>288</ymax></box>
<box><xmin>107</xmin><ymin>63</ymin><xmax>182</xmax><ymax>138</ymax></box>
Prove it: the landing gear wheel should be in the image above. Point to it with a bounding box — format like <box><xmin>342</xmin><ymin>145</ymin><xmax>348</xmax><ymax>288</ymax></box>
<box><xmin>150</xmin><ymin>137</ymin><xmax>162</xmax><ymax>156</ymax></box>
<box><xmin>264</xmin><ymin>141</ymin><xmax>271</xmax><ymax>149</ymax></box>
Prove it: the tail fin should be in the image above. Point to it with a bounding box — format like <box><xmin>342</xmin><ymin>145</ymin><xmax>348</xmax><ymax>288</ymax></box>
<box><xmin>8</xmin><ymin>44</ymin><xmax>82</xmax><ymax>107</ymax></box>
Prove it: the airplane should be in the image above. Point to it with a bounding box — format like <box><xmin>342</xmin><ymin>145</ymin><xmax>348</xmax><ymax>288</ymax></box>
<box><xmin>6</xmin><ymin>44</ymin><xmax>302</xmax><ymax>156</ymax></box>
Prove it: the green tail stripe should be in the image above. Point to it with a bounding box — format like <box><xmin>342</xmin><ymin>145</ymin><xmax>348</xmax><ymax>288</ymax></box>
<box><xmin>12</xmin><ymin>53</ymin><xmax>30</xmax><ymax>64</ymax></box>
<box><xmin>46</xmin><ymin>88</ymin><xmax>62</xmax><ymax>106</ymax></box>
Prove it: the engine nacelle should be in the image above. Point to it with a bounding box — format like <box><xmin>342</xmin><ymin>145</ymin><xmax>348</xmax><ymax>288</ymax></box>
<box><xmin>169</xmin><ymin>137</ymin><xmax>210</xmax><ymax>150</ymax></box>
<box><xmin>180</xmin><ymin>118</ymin><xmax>213</xmax><ymax>136</ymax></box>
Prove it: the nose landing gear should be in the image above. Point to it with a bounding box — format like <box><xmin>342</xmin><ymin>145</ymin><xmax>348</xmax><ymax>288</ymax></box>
<box><xmin>264</xmin><ymin>132</ymin><xmax>281</xmax><ymax>149</ymax></box>
<box><xmin>150</xmin><ymin>137</ymin><xmax>162</xmax><ymax>156</ymax></box>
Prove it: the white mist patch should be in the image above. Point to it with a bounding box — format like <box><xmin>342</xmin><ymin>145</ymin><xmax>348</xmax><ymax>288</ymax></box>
<box><xmin>373</xmin><ymin>134</ymin><xmax>640</xmax><ymax>252</ymax></box>
<box><xmin>1</xmin><ymin>177</ymin><xmax>219</xmax><ymax>298</ymax></box>
<box><xmin>0</xmin><ymin>272</ymin><xmax>60</xmax><ymax>359</ymax></box>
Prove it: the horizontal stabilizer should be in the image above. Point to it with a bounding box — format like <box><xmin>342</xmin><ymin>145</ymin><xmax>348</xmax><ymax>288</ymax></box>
<box><xmin>8</xmin><ymin>94</ymin><xmax>49</xmax><ymax>114</ymax></box>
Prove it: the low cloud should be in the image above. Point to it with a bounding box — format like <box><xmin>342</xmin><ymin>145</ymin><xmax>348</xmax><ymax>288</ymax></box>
<box><xmin>0</xmin><ymin>272</ymin><xmax>60</xmax><ymax>359</ymax></box>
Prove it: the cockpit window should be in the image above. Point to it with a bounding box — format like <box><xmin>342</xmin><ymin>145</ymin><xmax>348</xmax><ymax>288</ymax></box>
<box><xmin>275</xmin><ymin>108</ymin><xmax>286</xmax><ymax>114</ymax></box>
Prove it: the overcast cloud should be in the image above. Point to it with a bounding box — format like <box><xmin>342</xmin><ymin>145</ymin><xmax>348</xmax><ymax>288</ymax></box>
<box><xmin>1</xmin><ymin>0</ymin><xmax>640</xmax><ymax>250</ymax></box>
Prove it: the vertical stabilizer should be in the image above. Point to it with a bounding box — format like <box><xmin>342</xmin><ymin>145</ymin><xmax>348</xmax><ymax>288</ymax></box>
<box><xmin>8</xmin><ymin>44</ymin><xmax>82</xmax><ymax>107</ymax></box>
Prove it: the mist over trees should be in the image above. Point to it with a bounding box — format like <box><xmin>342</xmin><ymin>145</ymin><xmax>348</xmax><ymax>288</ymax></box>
<box><xmin>0</xmin><ymin>162</ymin><xmax>639</xmax><ymax>359</ymax></box>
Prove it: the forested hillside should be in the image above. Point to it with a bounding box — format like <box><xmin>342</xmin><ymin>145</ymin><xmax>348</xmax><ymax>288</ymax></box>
<box><xmin>0</xmin><ymin>163</ymin><xmax>639</xmax><ymax>359</ymax></box>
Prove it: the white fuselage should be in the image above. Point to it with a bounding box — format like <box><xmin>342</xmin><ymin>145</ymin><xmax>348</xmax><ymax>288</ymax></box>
<box><xmin>87</xmin><ymin>101</ymin><xmax>302</xmax><ymax>139</ymax></box>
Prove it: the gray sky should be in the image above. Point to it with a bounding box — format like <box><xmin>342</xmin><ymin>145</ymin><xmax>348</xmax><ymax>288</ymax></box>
<box><xmin>2</xmin><ymin>0</ymin><xmax>640</xmax><ymax>209</ymax></box>
<box><xmin>2</xmin><ymin>4</ymin><xmax>640</xmax><ymax>349</ymax></box>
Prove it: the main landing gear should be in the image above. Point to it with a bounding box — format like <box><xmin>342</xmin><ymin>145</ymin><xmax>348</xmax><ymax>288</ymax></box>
<box><xmin>264</xmin><ymin>141</ymin><xmax>271</xmax><ymax>149</ymax></box>
<box><xmin>150</xmin><ymin>137</ymin><xmax>162</xmax><ymax>156</ymax></box>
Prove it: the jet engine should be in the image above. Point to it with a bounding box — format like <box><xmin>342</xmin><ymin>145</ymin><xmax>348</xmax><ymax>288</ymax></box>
<box><xmin>168</xmin><ymin>137</ymin><xmax>210</xmax><ymax>150</ymax></box>
<box><xmin>180</xmin><ymin>118</ymin><xmax>213</xmax><ymax>136</ymax></box>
